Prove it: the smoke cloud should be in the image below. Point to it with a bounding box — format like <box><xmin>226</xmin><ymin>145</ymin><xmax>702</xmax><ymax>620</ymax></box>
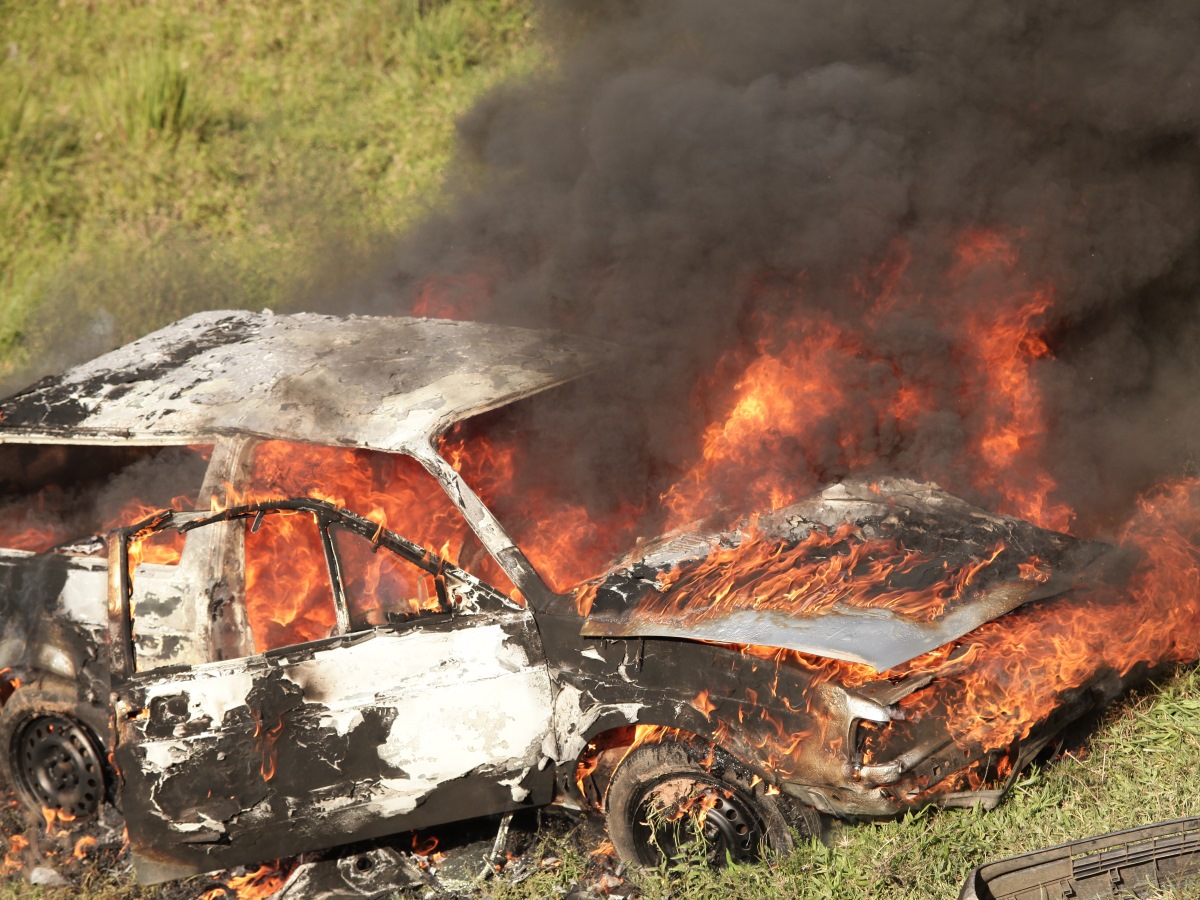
<box><xmin>11</xmin><ymin>1</ymin><xmax>1200</xmax><ymax>551</ymax></box>
<box><xmin>338</xmin><ymin>0</ymin><xmax>1200</xmax><ymax>537</ymax></box>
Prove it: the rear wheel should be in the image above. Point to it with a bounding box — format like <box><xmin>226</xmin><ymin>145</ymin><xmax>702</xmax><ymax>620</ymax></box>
<box><xmin>605</xmin><ymin>740</ymin><xmax>818</xmax><ymax>869</ymax></box>
<box><xmin>0</xmin><ymin>687</ymin><xmax>107</xmax><ymax>819</ymax></box>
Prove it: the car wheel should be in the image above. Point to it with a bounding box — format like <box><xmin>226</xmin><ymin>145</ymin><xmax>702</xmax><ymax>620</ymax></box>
<box><xmin>0</xmin><ymin>687</ymin><xmax>107</xmax><ymax>819</ymax></box>
<box><xmin>605</xmin><ymin>740</ymin><xmax>818</xmax><ymax>869</ymax></box>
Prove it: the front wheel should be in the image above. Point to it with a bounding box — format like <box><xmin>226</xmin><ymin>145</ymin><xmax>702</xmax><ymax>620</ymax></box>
<box><xmin>0</xmin><ymin>687</ymin><xmax>107</xmax><ymax>819</ymax></box>
<box><xmin>604</xmin><ymin>740</ymin><xmax>818</xmax><ymax>869</ymax></box>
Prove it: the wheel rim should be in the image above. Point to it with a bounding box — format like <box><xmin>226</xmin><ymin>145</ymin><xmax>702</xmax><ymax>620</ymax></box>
<box><xmin>12</xmin><ymin>714</ymin><xmax>103</xmax><ymax>818</ymax></box>
<box><xmin>629</xmin><ymin>774</ymin><xmax>766</xmax><ymax>867</ymax></box>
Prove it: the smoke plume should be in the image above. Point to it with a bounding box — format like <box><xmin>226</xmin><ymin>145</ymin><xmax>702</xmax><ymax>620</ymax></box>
<box><xmin>333</xmin><ymin>0</ymin><xmax>1200</xmax><ymax>540</ymax></box>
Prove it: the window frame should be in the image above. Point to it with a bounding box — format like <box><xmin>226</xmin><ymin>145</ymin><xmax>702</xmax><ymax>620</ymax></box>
<box><xmin>327</xmin><ymin>523</ymin><xmax>454</xmax><ymax>633</ymax></box>
<box><xmin>109</xmin><ymin>498</ymin><xmax>510</xmax><ymax>680</ymax></box>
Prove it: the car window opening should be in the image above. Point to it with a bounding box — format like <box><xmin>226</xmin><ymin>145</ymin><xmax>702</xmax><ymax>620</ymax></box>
<box><xmin>332</xmin><ymin>526</ymin><xmax>450</xmax><ymax>630</ymax></box>
<box><xmin>243</xmin><ymin>509</ymin><xmax>336</xmax><ymax>654</ymax></box>
<box><xmin>0</xmin><ymin>444</ymin><xmax>212</xmax><ymax>560</ymax></box>
<box><xmin>248</xmin><ymin>441</ymin><xmax>516</xmax><ymax>596</ymax></box>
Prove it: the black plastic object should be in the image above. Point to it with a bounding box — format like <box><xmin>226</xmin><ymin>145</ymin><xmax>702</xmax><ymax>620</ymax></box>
<box><xmin>960</xmin><ymin>817</ymin><xmax>1200</xmax><ymax>899</ymax></box>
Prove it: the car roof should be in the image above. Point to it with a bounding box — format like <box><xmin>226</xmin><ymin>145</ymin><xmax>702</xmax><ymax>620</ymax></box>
<box><xmin>0</xmin><ymin>310</ymin><xmax>610</xmax><ymax>452</ymax></box>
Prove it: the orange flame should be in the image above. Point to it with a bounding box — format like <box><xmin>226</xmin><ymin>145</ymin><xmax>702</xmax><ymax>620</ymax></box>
<box><xmin>0</xmin><ymin>833</ymin><xmax>28</xmax><ymax>876</ymax></box>
<box><xmin>691</xmin><ymin>690</ymin><xmax>717</xmax><ymax>719</ymax></box>
<box><xmin>929</xmin><ymin>477</ymin><xmax>1200</xmax><ymax>751</ymax></box>
<box><xmin>590</xmin><ymin>839</ymin><xmax>616</xmax><ymax>859</ymax></box>
<box><xmin>642</xmin><ymin>522</ymin><xmax>1007</xmax><ymax>625</ymax></box>
<box><xmin>658</xmin><ymin>231</ymin><xmax>1073</xmax><ymax>534</ymax></box>
<box><xmin>198</xmin><ymin>861</ymin><xmax>292</xmax><ymax>900</ymax></box>
<box><xmin>412</xmin><ymin>834</ymin><xmax>440</xmax><ymax>857</ymax></box>
<box><xmin>72</xmin><ymin>836</ymin><xmax>98</xmax><ymax>860</ymax></box>
<box><xmin>41</xmin><ymin>807</ymin><xmax>75</xmax><ymax>838</ymax></box>
<box><xmin>253</xmin><ymin>714</ymin><xmax>285</xmax><ymax>782</ymax></box>
<box><xmin>410</xmin><ymin>832</ymin><xmax>447</xmax><ymax>866</ymax></box>
<box><xmin>0</xmin><ymin>446</ymin><xmax>211</xmax><ymax>558</ymax></box>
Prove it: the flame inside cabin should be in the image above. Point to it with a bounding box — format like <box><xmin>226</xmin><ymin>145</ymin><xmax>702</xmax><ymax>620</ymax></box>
<box><xmin>418</xmin><ymin>230</ymin><xmax>1199</xmax><ymax>788</ymax></box>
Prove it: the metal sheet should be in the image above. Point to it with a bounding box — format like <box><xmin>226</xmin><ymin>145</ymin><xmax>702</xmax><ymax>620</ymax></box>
<box><xmin>583</xmin><ymin>581</ymin><xmax>1059</xmax><ymax>672</ymax></box>
<box><xmin>0</xmin><ymin>311</ymin><xmax>609</xmax><ymax>451</ymax></box>
<box><xmin>109</xmin><ymin>499</ymin><xmax>557</xmax><ymax>882</ymax></box>
<box><xmin>581</xmin><ymin>478</ymin><xmax>1127</xmax><ymax>672</ymax></box>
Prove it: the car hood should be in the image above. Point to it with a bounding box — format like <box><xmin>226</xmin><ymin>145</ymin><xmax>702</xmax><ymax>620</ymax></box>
<box><xmin>580</xmin><ymin>477</ymin><xmax>1132</xmax><ymax>672</ymax></box>
<box><xmin>0</xmin><ymin>310</ymin><xmax>610</xmax><ymax>452</ymax></box>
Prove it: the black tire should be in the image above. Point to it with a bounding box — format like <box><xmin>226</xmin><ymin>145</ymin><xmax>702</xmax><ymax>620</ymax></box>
<box><xmin>605</xmin><ymin>740</ymin><xmax>820</xmax><ymax>869</ymax></box>
<box><xmin>0</xmin><ymin>687</ymin><xmax>107</xmax><ymax>819</ymax></box>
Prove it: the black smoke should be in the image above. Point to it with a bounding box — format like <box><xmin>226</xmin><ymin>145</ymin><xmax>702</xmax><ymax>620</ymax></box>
<box><xmin>337</xmin><ymin>0</ymin><xmax>1200</xmax><ymax>537</ymax></box>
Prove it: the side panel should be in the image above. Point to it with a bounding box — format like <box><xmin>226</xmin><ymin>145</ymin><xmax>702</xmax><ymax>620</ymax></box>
<box><xmin>0</xmin><ymin>553</ymin><xmax>107</xmax><ymax>675</ymax></box>
<box><xmin>114</xmin><ymin>610</ymin><xmax>556</xmax><ymax>881</ymax></box>
<box><xmin>0</xmin><ymin>553</ymin><xmax>114</xmax><ymax>747</ymax></box>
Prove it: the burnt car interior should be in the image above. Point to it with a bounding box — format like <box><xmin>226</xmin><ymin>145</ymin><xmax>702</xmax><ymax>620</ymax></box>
<box><xmin>0</xmin><ymin>444</ymin><xmax>211</xmax><ymax>557</ymax></box>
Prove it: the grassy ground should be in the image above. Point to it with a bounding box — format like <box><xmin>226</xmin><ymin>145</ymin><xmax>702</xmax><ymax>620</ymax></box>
<box><xmin>0</xmin><ymin>0</ymin><xmax>540</xmax><ymax>384</ymax></box>
<box><xmin>3</xmin><ymin>2</ymin><xmax>1200</xmax><ymax>898</ymax></box>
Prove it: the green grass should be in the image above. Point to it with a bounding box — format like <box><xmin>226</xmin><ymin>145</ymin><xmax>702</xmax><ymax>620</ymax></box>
<box><xmin>0</xmin><ymin>0</ymin><xmax>540</xmax><ymax>382</ymax></box>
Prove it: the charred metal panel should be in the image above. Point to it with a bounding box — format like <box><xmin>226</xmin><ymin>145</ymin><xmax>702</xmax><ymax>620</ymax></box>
<box><xmin>537</xmin><ymin>613</ymin><xmax>820</xmax><ymax>797</ymax></box>
<box><xmin>960</xmin><ymin>817</ymin><xmax>1200</xmax><ymax>900</ymax></box>
<box><xmin>0</xmin><ymin>311</ymin><xmax>611</xmax><ymax>452</ymax></box>
<box><xmin>539</xmin><ymin>611</ymin><xmax>931</xmax><ymax>814</ymax></box>
<box><xmin>0</xmin><ymin>437</ymin><xmax>249</xmax><ymax>685</ymax></box>
<box><xmin>783</xmin><ymin>659</ymin><xmax>1161</xmax><ymax>819</ymax></box>
<box><xmin>540</xmin><ymin>607</ymin><xmax>1142</xmax><ymax>823</ymax></box>
<box><xmin>582</xmin><ymin>478</ymin><xmax>1128</xmax><ymax>671</ymax></box>
<box><xmin>0</xmin><ymin>551</ymin><xmax>107</xmax><ymax>687</ymax></box>
<box><xmin>776</xmin><ymin>674</ymin><xmax>958</xmax><ymax>818</ymax></box>
<box><xmin>4</xmin><ymin>543</ymin><xmax>215</xmax><ymax>675</ymax></box>
<box><xmin>585</xmin><ymin>594</ymin><xmax>1046</xmax><ymax>673</ymax></box>
<box><xmin>276</xmin><ymin>846</ymin><xmax>428</xmax><ymax>899</ymax></box>
<box><xmin>113</xmin><ymin>599</ymin><xmax>556</xmax><ymax>882</ymax></box>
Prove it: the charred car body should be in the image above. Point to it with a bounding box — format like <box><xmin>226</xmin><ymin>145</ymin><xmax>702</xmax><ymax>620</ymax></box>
<box><xmin>0</xmin><ymin>310</ymin><xmax>1141</xmax><ymax>883</ymax></box>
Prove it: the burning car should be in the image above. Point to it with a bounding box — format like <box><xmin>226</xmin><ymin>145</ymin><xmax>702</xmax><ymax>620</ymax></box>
<box><xmin>0</xmin><ymin>310</ymin><xmax>1160</xmax><ymax>885</ymax></box>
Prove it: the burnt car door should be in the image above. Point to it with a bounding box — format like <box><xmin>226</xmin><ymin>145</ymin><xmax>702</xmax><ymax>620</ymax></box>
<box><xmin>107</xmin><ymin>503</ymin><xmax>556</xmax><ymax>884</ymax></box>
